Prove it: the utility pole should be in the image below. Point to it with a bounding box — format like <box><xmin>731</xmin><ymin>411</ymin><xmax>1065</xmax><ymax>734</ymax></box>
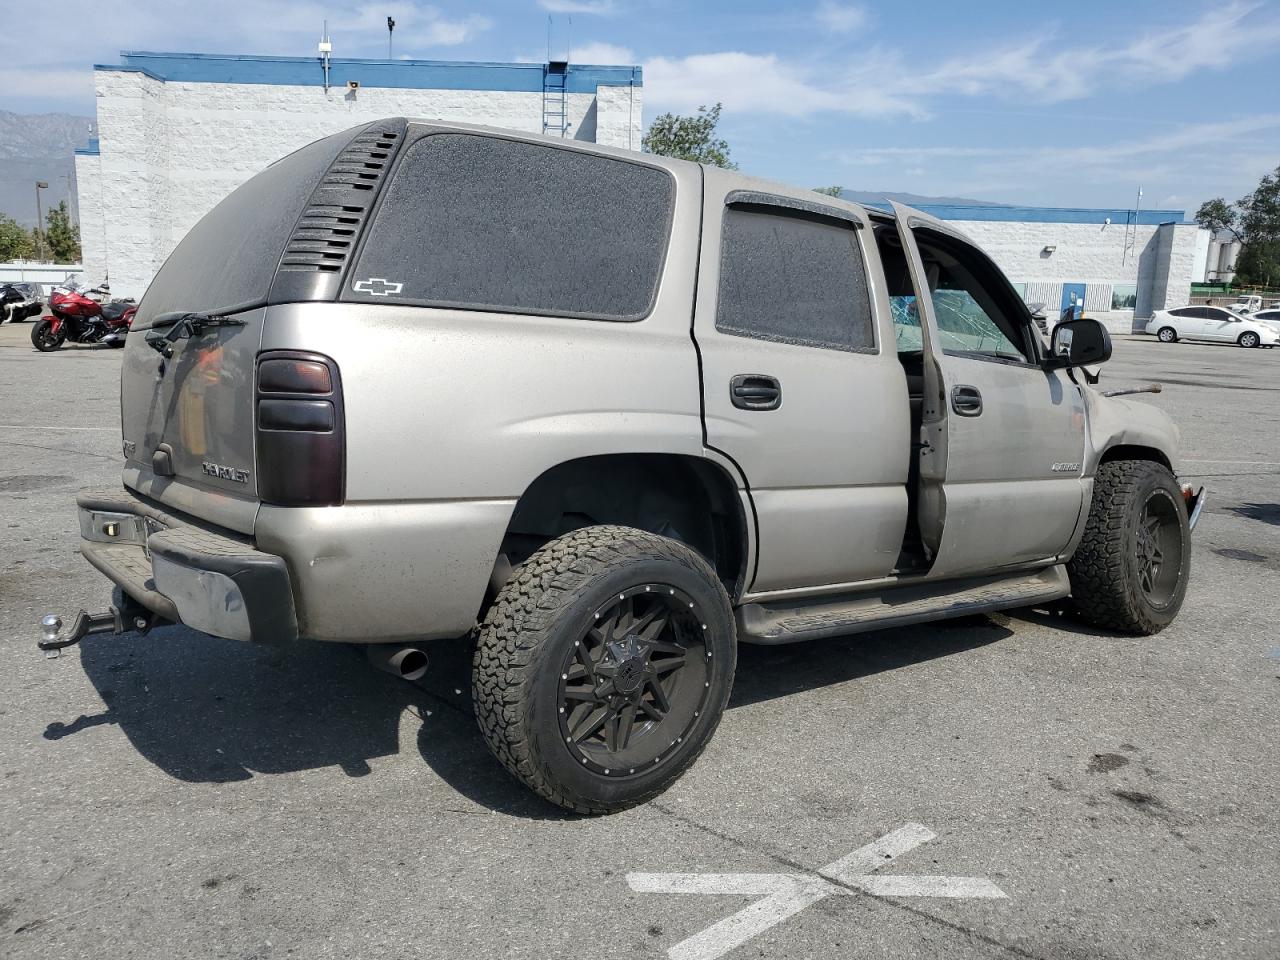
<box><xmin>34</xmin><ymin>180</ymin><xmax>48</xmax><ymax>260</ymax></box>
<box><xmin>387</xmin><ymin>16</ymin><xmax>395</xmax><ymax>58</ymax></box>
<box><xmin>65</xmin><ymin>172</ymin><xmax>78</xmax><ymax>228</ymax></box>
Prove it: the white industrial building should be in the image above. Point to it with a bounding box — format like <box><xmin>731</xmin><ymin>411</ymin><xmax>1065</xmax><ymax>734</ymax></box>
<box><xmin>74</xmin><ymin>51</ymin><xmax>1203</xmax><ymax>327</ymax></box>
<box><xmin>912</xmin><ymin>204</ymin><xmax>1203</xmax><ymax>333</ymax></box>
<box><xmin>74</xmin><ymin>51</ymin><xmax>643</xmax><ymax>299</ymax></box>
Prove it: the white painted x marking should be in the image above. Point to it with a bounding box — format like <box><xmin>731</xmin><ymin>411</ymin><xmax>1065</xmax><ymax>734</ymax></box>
<box><xmin>627</xmin><ymin>823</ymin><xmax>1005</xmax><ymax>960</ymax></box>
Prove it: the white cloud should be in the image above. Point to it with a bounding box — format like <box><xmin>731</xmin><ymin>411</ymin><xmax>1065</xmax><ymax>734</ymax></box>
<box><xmin>901</xmin><ymin>1</ymin><xmax>1280</xmax><ymax>103</ymax></box>
<box><xmin>643</xmin><ymin>2</ymin><xmax>1280</xmax><ymax>121</ymax></box>
<box><xmin>815</xmin><ymin>2</ymin><xmax>866</xmax><ymax>34</ymax></box>
<box><xmin>645</xmin><ymin>51</ymin><xmax>925</xmax><ymax>119</ymax></box>
<box><xmin>538</xmin><ymin>0</ymin><xmax>615</xmax><ymax>13</ymax></box>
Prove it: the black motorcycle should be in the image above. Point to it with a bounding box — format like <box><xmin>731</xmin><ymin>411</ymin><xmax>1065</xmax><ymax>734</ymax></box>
<box><xmin>1</xmin><ymin>282</ymin><xmax>44</xmax><ymax>324</ymax></box>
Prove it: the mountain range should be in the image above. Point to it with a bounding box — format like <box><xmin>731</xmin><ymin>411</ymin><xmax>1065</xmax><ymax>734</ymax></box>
<box><xmin>0</xmin><ymin>110</ymin><xmax>96</xmax><ymax>227</ymax></box>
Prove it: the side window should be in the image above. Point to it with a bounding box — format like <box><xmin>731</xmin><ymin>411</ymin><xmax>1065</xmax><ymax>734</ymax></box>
<box><xmin>1169</xmin><ymin>307</ymin><xmax>1195</xmax><ymax>318</ymax></box>
<box><xmin>716</xmin><ymin>205</ymin><xmax>875</xmax><ymax>352</ymax></box>
<box><xmin>917</xmin><ymin>233</ymin><xmax>1031</xmax><ymax>363</ymax></box>
<box><xmin>346</xmin><ymin>133</ymin><xmax>674</xmax><ymax>320</ymax></box>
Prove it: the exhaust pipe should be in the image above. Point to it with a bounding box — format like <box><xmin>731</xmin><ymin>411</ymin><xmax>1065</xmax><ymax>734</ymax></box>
<box><xmin>365</xmin><ymin>644</ymin><xmax>429</xmax><ymax>682</ymax></box>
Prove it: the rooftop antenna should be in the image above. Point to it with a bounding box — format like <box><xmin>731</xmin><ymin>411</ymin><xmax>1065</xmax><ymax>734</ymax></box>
<box><xmin>318</xmin><ymin>20</ymin><xmax>332</xmax><ymax>93</ymax></box>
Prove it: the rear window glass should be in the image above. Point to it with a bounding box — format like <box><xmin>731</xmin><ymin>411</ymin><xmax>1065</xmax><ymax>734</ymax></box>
<box><xmin>715</xmin><ymin>205</ymin><xmax>874</xmax><ymax>352</ymax></box>
<box><xmin>135</xmin><ymin>128</ymin><xmax>354</xmax><ymax>328</ymax></box>
<box><xmin>344</xmin><ymin>133</ymin><xmax>674</xmax><ymax>320</ymax></box>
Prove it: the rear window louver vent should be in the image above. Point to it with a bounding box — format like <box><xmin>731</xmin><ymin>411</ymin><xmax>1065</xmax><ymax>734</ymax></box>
<box><xmin>277</xmin><ymin>124</ymin><xmax>404</xmax><ymax>277</ymax></box>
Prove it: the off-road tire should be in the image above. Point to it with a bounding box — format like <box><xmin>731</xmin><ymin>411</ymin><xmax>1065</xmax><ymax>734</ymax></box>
<box><xmin>1067</xmin><ymin>460</ymin><xmax>1190</xmax><ymax>634</ymax></box>
<box><xmin>1156</xmin><ymin>327</ymin><xmax>1177</xmax><ymax>343</ymax></box>
<box><xmin>1238</xmin><ymin>331</ymin><xmax>1260</xmax><ymax>348</ymax></box>
<box><xmin>472</xmin><ymin>525</ymin><xmax>736</xmax><ymax>814</ymax></box>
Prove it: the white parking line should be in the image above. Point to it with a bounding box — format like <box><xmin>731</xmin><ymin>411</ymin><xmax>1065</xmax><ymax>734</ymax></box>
<box><xmin>1182</xmin><ymin>458</ymin><xmax>1280</xmax><ymax>466</ymax></box>
<box><xmin>0</xmin><ymin>425</ymin><xmax>117</xmax><ymax>431</ymax></box>
<box><xmin>627</xmin><ymin>823</ymin><xmax>1006</xmax><ymax>960</ymax></box>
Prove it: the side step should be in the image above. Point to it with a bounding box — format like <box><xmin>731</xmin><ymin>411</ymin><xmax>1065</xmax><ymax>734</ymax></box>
<box><xmin>736</xmin><ymin>565</ymin><xmax>1070</xmax><ymax>645</ymax></box>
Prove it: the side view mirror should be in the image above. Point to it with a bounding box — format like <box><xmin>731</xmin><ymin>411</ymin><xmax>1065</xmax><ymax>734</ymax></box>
<box><xmin>1045</xmin><ymin>318</ymin><xmax>1111</xmax><ymax>370</ymax></box>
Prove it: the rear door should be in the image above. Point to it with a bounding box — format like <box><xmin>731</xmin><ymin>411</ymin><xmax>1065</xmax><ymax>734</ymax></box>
<box><xmin>890</xmin><ymin>204</ymin><xmax>1086</xmax><ymax>578</ymax></box>
<box><xmin>1165</xmin><ymin>307</ymin><xmax>1207</xmax><ymax>339</ymax></box>
<box><xmin>695</xmin><ymin>171</ymin><xmax>912</xmax><ymax>593</ymax></box>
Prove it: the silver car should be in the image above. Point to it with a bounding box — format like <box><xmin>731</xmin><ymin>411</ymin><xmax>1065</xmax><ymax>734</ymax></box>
<box><xmin>42</xmin><ymin>120</ymin><xmax>1203</xmax><ymax>813</ymax></box>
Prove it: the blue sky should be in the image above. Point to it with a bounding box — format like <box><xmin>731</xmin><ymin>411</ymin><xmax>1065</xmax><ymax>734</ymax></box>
<box><xmin>4</xmin><ymin>0</ymin><xmax>1279</xmax><ymax>211</ymax></box>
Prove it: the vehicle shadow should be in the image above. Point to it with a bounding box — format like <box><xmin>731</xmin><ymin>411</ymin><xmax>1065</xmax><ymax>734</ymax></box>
<box><xmin>45</xmin><ymin>613</ymin><xmax>1016</xmax><ymax>819</ymax></box>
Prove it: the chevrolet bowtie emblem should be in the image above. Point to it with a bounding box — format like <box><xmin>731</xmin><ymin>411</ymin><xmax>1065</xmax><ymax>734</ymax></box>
<box><xmin>353</xmin><ymin>277</ymin><xmax>404</xmax><ymax>297</ymax></box>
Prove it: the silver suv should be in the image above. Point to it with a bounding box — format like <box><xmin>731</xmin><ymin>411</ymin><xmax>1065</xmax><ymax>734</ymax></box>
<box><xmin>42</xmin><ymin>119</ymin><xmax>1204</xmax><ymax>813</ymax></box>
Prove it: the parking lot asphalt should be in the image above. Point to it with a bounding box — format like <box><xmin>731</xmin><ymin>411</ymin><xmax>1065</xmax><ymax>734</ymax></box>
<box><xmin>0</xmin><ymin>321</ymin><xmax>1277</xmax><ymax>960</ymax></box>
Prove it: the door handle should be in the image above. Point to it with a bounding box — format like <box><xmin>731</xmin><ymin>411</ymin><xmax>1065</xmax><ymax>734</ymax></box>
<box><xmin>730</xmin><ymin>374</ymin><xmax>782</xmax><ymax>411</ymax></box>
<box><xmin>951</xmin><ymin>384</ymin><xmax>983</xmax><ymax>417</ymax></box>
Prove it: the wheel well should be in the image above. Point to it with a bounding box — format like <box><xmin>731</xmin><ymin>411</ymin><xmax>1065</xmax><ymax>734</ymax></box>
<box><xmin>496</xmin><ymin>454</ymin><xmax>748</xmax><ymax>599</ymax></box>
<box><xmin>1099</xmin><ymin>444</ymin><xmax>1172</xmax><ymax>471</ymax></box>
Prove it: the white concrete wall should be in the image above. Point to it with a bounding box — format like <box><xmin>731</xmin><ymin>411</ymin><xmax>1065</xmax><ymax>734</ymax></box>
<box><xmin>87</xmin><ymin>69</ymin><xmax>642</xmax><ymax>299</ymax></box>
<box><xmin>951</xmin><ymin>218</ymin><xmax>1201</xmax><ymax>332</ymax></box>
<box><xmin>74</xmin><ymin>152</ymin><xmax>106</xmax><ymax>284</ymax></box>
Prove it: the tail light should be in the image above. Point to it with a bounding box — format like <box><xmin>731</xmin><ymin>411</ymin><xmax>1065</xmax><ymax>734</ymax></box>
<box><xmin>255</xmin><ymin>351</ymin><xmax>344</xmax><ymax>505</ymax></box>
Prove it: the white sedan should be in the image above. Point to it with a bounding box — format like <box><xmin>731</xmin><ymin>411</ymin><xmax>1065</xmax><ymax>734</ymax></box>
<box><xmin>1146</xmin><ymin>304</ymin><xmax>1280</xmax><ymax>348</ymax></box>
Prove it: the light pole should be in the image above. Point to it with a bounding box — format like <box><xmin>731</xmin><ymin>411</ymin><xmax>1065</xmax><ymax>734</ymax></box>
<box><xmin>34</xmin><ymin>180</ymin><xmax>48</xmax><ymax>260</ymax></box>
<box><xmin>387</xmin><ymin>16</ymin><xmax>395</xmax><ymax>58</ymax></box>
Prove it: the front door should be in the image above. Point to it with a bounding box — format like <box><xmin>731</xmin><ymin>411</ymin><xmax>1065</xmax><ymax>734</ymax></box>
<box><xmin>694</xmin><ymin>172</ymin><xmax>913</xmax><ymax>593</ymax></box>
<box><xmin>891</xmin><ymin>203</ymin><xmax>1087</xmax><ymax>579</ymax></box>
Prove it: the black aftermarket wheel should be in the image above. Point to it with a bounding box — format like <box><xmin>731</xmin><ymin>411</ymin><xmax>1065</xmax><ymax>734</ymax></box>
<box><xmin>472</xmin><ymin>525</ymin><xmax>736</xmax><ymax>814</ymax></box>
<box><xmin>1067</xmin><ymin>459</ymin><xmax>1190</xmax><ymax>634</ymax></box>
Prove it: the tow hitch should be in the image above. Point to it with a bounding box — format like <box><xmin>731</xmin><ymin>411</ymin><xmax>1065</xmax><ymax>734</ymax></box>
<box><xmin>38</xmin><ymin>604</ymin><xmax>161</xmax><ymax>658</ymax></box>
<box><xmin>1182</xmin><ymin>483</ymin><xmax>1207</xmax><ymax>532</ymax></box>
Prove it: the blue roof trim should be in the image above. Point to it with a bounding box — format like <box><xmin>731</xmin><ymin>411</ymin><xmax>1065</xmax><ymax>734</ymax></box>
<box><xmin>94</xmin><ymin>51</ymin><xmax>641</xmax><ymax>93</ymax></box>
<box><xmin>74</xmin><ymin>137</ymin><xmax>100</xmax><ymax>156</ymax></box>
<box><xmin>911</xmin><ymin>203</ymin><xmax>1185</xmax><ymax>226</ymax></box>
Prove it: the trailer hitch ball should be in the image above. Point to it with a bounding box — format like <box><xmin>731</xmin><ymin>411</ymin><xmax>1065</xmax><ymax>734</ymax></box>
<box><xmin>41</xmin><ymin>614</ymin><xmax>63</xmax><ymax>643</ymax></box>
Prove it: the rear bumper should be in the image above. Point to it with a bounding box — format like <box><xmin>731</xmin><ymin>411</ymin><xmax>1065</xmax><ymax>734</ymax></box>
<box><xmin>77</xmin><ymin>487</ymin><xmax>298</xmax><ymax>644</ymax></box>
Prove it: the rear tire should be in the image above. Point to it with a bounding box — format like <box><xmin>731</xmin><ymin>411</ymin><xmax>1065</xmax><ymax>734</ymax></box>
<box><xmin>31</xmin><ymin>318</ymin><xmax>64</xmax><ymax>352</ymax></box>
<box><xmin>472</xmin><ymin>525</ymin><xmax>736</xmax><ymax>814</ymax></box>
<box><xmin>1238</xmin><ymin>331</ymin><xmax>1260</xmax><ymax>348</ymax></box>
<box><xmin>1156</xmin><ymin>326</ymin><xmax>1177</xmax><ymax>343</ymax></box>
<box><xmin>1067</xmin><ymin>460</ymin><xmax>1190</xmax><ymax>634</ymax></box>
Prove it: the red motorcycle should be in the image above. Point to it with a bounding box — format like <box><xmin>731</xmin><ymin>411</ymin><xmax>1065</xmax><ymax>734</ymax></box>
<box><xmin>31</xmin><ymin>279</ymin><xmax>136</xmax><ymax>352</ymax></box>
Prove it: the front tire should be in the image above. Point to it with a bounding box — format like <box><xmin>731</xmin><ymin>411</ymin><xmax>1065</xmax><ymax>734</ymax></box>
<box><xmin>1238</xmin><ymin>331</ymin><xmax>1260</xmax><ymax>348</ymax></box>
<box><xmin>1067</xmin><ymin>460</ymin><xmax>1190</xmax><ymax>634</ymax></box>
<box><xmin>473</xmin><ymin>525</ymin><xmax>736</xmax><ymax>814</ymax></box>
<box><xmin>1156</xmin><ymin>326</ymin><xmax>1177</xmax><ymax>343</ymax></box>
<box><xmin>31</xmin><ymin>318</ymin><xmax>64</xmax><ymax>352</ymax></box>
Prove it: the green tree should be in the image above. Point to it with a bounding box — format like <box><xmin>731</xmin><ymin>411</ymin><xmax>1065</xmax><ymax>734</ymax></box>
<box><xmin>0</xmin><ymin>214</ymin><xmax>35</xmax><ymax>261</ymax></box>
<box><xmin>813</xmin><ymin>186</ymin><xmax>844</xmax><ymax>198</ymax></box>
<box><xmin>44</xmin><ymin>200</ymin><xmax>81</xmax><ymax>263</ymax></box>
<box><xmin>1233</xmin><ymin>166</ymin><xmax>1280</xmax><ymax>287</ymax></box>
<box><xmin>642</xmin><ymin>103</ymin><xmax>736</xmax><ymax>168</ymax></box>
<box><xmin>1194</xmin><ymin>197</ymin><xmax>1240</xmax><ymax>239</ymax></box>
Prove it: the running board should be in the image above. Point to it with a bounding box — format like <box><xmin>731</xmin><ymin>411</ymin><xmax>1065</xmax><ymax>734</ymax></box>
<box><xmin>736</xmin><ymin>565</ymin><xmax>1070</xmax><ymax>645</ymax></box>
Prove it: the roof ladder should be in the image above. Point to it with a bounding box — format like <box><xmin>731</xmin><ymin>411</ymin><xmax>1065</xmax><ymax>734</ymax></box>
<box><xmin>543</xmin><ymin>61</ymin><xmax>569</xmax><ymax>137</ymax></box>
